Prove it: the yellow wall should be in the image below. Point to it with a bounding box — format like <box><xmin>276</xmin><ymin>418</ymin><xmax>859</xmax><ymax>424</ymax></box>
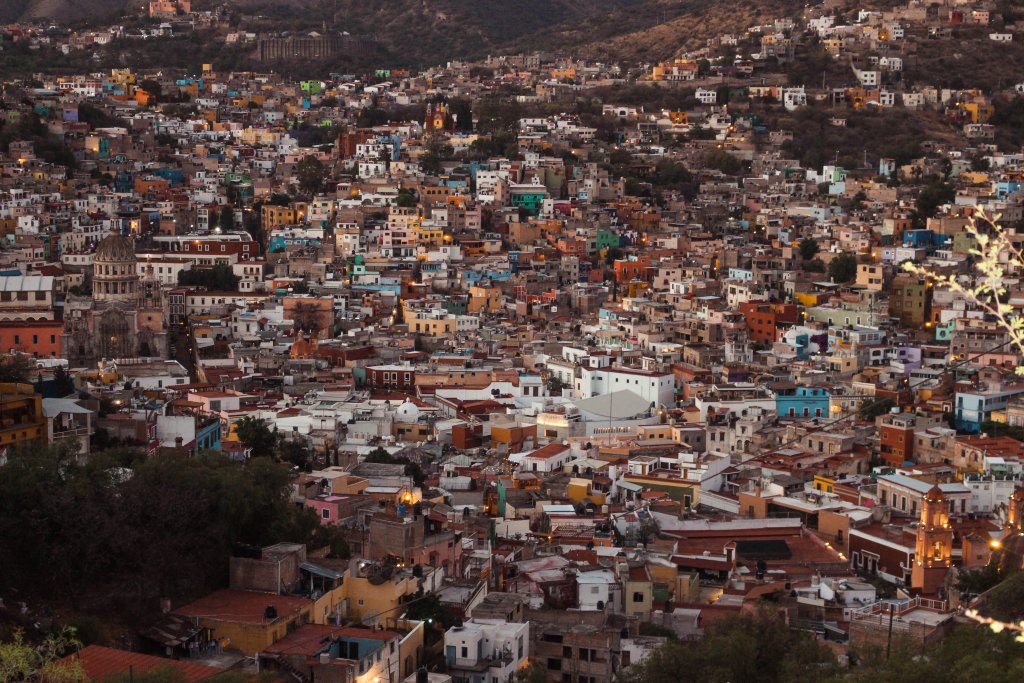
<box><xmin>468</xmin><ymin>286</ymin><xmax>502</xmax><ymax>314</ymax></box>
<box><xmin>409</xmin><ymin>316</ymin><xmax>454</xmax><ymax>335</ymax></box>
<box><xmin>344</xmin><ymin>574</ymin><xmax>419</xmax><ymax>625</ymax></box>
<box><xmin>793</xmin><ymin>292</ymin><xmax>820</xmax><ymax>307</ymax></box>
<box><xmin>196</xmin><ymin>605</ymin><xmax>313</xmax><ymax>656</ymax></box>
<box><xmin>566</xmin><ymin>480</ymin><xmax>606</xmax><ymax>506</ymax></box>
<box><xmin>624</xmin><ymin>579</ymin><xmax>652</xmax><ymax>620</ymax></box>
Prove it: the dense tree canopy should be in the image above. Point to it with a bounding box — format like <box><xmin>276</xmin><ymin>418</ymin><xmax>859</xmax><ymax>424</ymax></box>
<box><xmin>619</xmin><ymin>607</ymin><xmax>838</xmax><ymax>683</ymax></box>
<box><xmin>0</xmin><ymin>444</ymin><xmax>345</xmax><ymax>621</ymax></box>
<box><xmin>799</xmin><ymin>237</ymin><xmax>821</xmax><ymax>262</ymax></box>
<box><xmin>234</xmin><ymin>415</ymin><xmax>277</xmax><ymax>459</ymax></box>
<box><xmin>177</xmin><ymin>264</ymin><xmax>240</xmax><ymax>291</ymax></box>
<box><xmin>621</xmin><ymin>607</ymin><xmax>1024</xmax><ymax>683</ymax></box>
<box><xmin>828</xmin><ymin>252</ymin><xmax>858</xmax><ymax>283</ymax></box>
<box><xmin>295</xmin><ymin>155</ymin><xmax>327</xmax><ymax>197</ymax></box>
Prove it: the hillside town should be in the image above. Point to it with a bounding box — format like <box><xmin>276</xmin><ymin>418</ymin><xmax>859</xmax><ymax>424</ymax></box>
<box><xmin>4</xmin><ymin>0</ymin><xmax>1024</xmax><ymax>681</ymax></box>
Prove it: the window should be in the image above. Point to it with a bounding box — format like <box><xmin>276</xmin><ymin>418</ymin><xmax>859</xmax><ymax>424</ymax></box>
<box><xmin>461</xmin><ymin>647</ymin><xmax>468</xmax><ymax>658</ymax></box>
<box><xmin>562</xmin><ymin>646</ymin><xmax>572</xmax><ymax>658</ymax></box>
<box><xmin>547</xmin><ymin>658</ymin><xmax>562</xmax><ymax>671</ymax></box>
<box><xmin>322</xmin><ymin>509</ymin><xmax>330</xmax><ymax>519</ymax></box>
<box><xmin>633</xmin><ymin>592</ymin><xmax>645</xmax><ymax>603</ymax></box>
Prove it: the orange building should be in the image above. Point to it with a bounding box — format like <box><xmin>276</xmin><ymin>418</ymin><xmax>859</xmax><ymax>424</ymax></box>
<box><xmin>613</xmin><ymin>255</ymin><xmax>650</xmax><ymax>283</ymax></box>
<box><xmin>491</xmin><ymin>423</ymin><xmax>537</xmax><ymax>453</ymax></box>
<box><xmin>0</xmin><ymin>320</ymin><xmax>63</xmax><ymax>358</ymax></box>
<box><xmin>738</xmin><ymin>302</ymin><xmax>799</xmax><ymax>343</ymax></box>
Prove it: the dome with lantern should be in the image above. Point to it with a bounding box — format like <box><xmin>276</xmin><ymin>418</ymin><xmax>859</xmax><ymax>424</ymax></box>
<box><xmin>396</xmin><ymin>399</ymin><xmax>421</xmax><ymax>422</ymax></box>
<box><xmin>93</xmin><ymin>231</ymin><xmax>139</xmax><ymax>303</ymax></box>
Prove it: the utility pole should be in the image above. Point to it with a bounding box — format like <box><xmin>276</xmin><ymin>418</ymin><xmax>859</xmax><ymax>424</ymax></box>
<box><xmin>886</xmin><ymin>602</ymin><xmax>896</xmax><ymax>659</ymax></box>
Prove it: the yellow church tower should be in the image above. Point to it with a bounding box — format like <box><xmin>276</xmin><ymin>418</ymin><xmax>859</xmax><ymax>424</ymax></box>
<box><xmin>911</xmin><ymin>485</ymin><xmax>953</xmax><ymax>595</ymax></box>
<box><xmin>425</xmin><ymin>102</ymin><xmax>449</xmax><ymax>131</ymax></box>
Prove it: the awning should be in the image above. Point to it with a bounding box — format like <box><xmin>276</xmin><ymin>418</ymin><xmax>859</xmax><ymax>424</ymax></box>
<box><xmin>300</xmin><ymin>562</ymin><xmax>344</xmax><ymax>580</ymax></box>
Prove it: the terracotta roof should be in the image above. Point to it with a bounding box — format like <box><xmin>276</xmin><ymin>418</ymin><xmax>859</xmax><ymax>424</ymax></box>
<box><xmin>173</xmin><ymin>589</ymin><xmax>310</xmax><ymax>625</ymax></box>
<box><xmin>526</xmin><ymin>442</ymin><xmax>570</xmax><ymax>461</ymax></box>
<box><xmin>58</xmin><ymin>645</ymin><xmax>222</xmax><ymax>682</ymax></box>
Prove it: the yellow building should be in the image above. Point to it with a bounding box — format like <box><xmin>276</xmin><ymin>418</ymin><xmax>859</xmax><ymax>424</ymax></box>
<box><xmin>813</xmin><ymin>473</ymin><xmax>837</xmax><ymax>494</ymax></box>
<box><xmin>261</xmin><ymin>204</ymin><xmax>297</xmax><ymax>229</ymax></box>
<box><xmin>855</xmin><ymin>263</ymin><xmax>885</xmax><ymax>291</ymax></box>
<box><xmin>468</xmin><ymin>286</ymin><xmax>502</xmax><ymax>314</ymax></box>
<box><xmin>623</xmin><ymin>565</ymin><xmax>653</xmax><ymax>620</ymax></box>
<box><xmin>793</xmin><ymin>292</ymin><xmax>821</xmax><ymax>307</ymax></box>
<box><xmin>566</xmin><ymin>478</ymin><xmax>607</xmax><ymax>506</ymax></box>
<box><xmin>963</xmin><ymin>100</ymin><xmax>994</xmax><ymax>124</ymax></box>
<box><xmin>408</xmin><ymin>313</ymin><xmax>456</xmax><ymax>336</ymax></box>
<box><xmin>416</xmin><ymin>226</ymin><xmax>445</xmax><ymax>248</ymax></box>
<box><xmin>174</xmin><ymin>590</ymin><xmax>316</xmax><ymax>656</ymax></box>
<box><xmin>0</xmin><ymin>383</ymin><xmax>46</xmax><ymax>451</ymax></box>
<box><xmin>344</xmin><ymin>568</ymin><xmax>420</xmax><ymax>625</ymax></box>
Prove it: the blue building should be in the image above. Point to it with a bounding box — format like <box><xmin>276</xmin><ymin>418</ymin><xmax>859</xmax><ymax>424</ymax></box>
<box><xmin>775</xmin><ymin>386</ymin><xmax>830</xmax><ymax>419</ymax></box>
<box><xmin>954</xmin><ymin>385</ymin><xmax>1024</xmax><ymax>432</ymax></box>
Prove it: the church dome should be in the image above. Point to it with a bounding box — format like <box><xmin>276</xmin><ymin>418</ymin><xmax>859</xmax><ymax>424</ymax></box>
<box><xmin>95</xmin><ymin>232</ymin><xmax>137</xmax><ymax>263</ymax></box>
<box><xmin>396</xmin><ymin>399</ymin><xmax>421</xmax><ymax>422</ymax></box>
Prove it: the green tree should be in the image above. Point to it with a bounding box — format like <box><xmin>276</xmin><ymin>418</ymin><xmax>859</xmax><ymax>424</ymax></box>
<box><xmin>52</xmin><ymin>365</ymin><xmax>76</xmax><ymax>396</ymax></box>
<box><xmin>420</xmin><ymin>133</ymin><xmax>454</xmax><ymax>175</ymax></box>
<box><xmin>827</xmin><ymin>252</ymin><xmax>858</xmax><ymax>283</ymax></box>
<box><xmin>704</xmin><ymin>147</ymin><xmax>741</xmax><ymax>175</ymax></box>
<box><xmin>178</xmin><ymin>264</ymin><xmax>240</xmax><ymax>291</ymax></box>
<box><xmin>0</xmin><ymin>443</ymin><xmax>343</xmax><ymax>618</ymax></box>
<box><xmin>218</xmin><ymin>205</ymin><xmax>234</xmax><ymax>232</ymax></box>
<box><xmin>279</xmin><ymin>438</ymin><xmax>311</xmax><ymax>468</ymax></box>
<box><xmin>234</xmin><ymin>416</ymin><xmax>277</xmax><ymax>459</ymax></box>
<box><xmin>0</xmin><ymin>627</ymin><xmax>85</xmax><ymax>682</ymax></box>
<box><xmin>0</xmin><ymin>354</ymin><xmax>33</xmax><ymax>383</ymax></box>
<box><xmin>243</xmin><ymin>207</ymin><xmax>264</xmax><ymax>253</ymax></box>
<box><xmin>395</xmin><ymin>188</ymin><xmax>418</xmax><ymax>207</ymax></box>
<box><xmin>857</xmin><ymin>397</ymin><xmax>896</xmax><ymax>421</ymax></box>
<box><xmin>296</xmin><ymin>155</ymin><xmax>326</xmax><ymax>197</ymax></box>
<box><xmin>914</xmin><ymin>177</ymin><xmax>955</xmax><ymax>221</ymax></box>
<box><xmin>514</xmin><ymin>664</ymin><xmax>547</xmax><ymax>683</ymax></box>
<box><xmin>618</xmin><ymin>607</ymin><xmax>837</xmax><ymax>683</ymax></box>
<box><xmin>799</xmin><ymin>238</ymin><xmax>820</xmax><ymax>262</ymax></box>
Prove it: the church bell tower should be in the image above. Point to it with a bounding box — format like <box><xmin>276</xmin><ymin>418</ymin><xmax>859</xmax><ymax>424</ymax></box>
<box><xmin>911</xmin><ymin>485</ymin><xmax>953</xmax><ymax>595</ymax></box>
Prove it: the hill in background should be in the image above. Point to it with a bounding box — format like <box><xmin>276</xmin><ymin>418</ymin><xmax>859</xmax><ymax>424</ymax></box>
<box><xmin>0</xmin><ymin>0</ymin><xmax>805</xmax><ymax>68</ymax></box>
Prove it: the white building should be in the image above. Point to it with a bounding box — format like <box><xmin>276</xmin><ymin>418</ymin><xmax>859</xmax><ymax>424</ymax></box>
<box><xmin>444</xmin><ymin>619</ymin><xmax>529</xmax><ymax>683</ymax></box>
<box><xmin>576</xmin><ymin>569</ymin><xmax>619</xmax><ymax>611</ymax></box>
<box><xmin>575</xmin><ymin>367</ymin><xmax>675</xmax><ymax>407</ymax></box>
<box><xmin>695</xmin><ymin>88</ymin><xmax>717</xmax><ymax>105</ymax></box>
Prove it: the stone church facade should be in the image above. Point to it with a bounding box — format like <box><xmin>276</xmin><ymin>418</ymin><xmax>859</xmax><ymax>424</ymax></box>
<box><xmin>62</xmin><ymin>231</ymin><xmax>167</xmax><ymax>367</ymax></box>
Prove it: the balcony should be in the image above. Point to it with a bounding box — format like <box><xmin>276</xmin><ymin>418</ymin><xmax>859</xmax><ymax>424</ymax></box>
<box><xmin>52</xmin><ymin>425</ymin><xmax>91</xmax><ymax>440</ymax></box>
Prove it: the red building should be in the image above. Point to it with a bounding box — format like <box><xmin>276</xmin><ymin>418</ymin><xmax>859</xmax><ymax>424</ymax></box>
<box><xmin>364</xmin><ymin>364</ymin><xmax>416</xmax><ymax>391</ymax></box>
<box><xmin>153</xmin><ymin>234</ymin><xmax>258</xmax><ymax>260</ymax></box>
<box><xmin>739</xmin><ymin>302</ymin><xmax>799</xmax><ymax>343</ymax></box>
<box><xmin>878</xmin><ymin>413</ymin><xmax>916</xmax><ymax>466</ymax></box>
<box><xmin>0</xmin><ymin>320</ymin><xmax>63</xmax><ymax>358</ymax></box>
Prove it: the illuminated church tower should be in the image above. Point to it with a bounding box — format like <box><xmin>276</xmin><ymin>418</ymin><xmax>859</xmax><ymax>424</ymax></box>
<box><xmin>911</xmin><ymin>485</ymin><xmax>953</xmax><ymax>595</ymax></box>
<box><xmin>1007</xmin><ymin>485</ymin><xmax>1024</xmax><ymax>535</ymax></box>
<box><xmin>424</xmin><ymin>102</ymin><xmax>449</xmax><ymax>131</ymax></box>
